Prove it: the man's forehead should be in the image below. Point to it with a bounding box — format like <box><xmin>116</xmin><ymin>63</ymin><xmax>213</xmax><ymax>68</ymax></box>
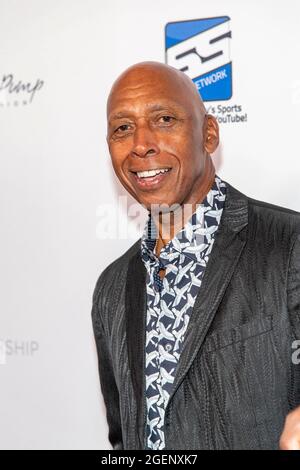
<box><xmin>108</xmin><ymin>76</ymin><xmax>181</xmax><ymax>107</ymax></box>
<box><xmin>107</xmin><ymin>82</ymin><xmax>194</xmax><ymax>120</ymax></box>
<box><xmin>107</xmin><ymin>62</ymin><xmax>206</xmax><ymax>120</ymax></box>
<box><xmin>107</xmin><ymin>100</ymin><xmax>187</xmax><ymax>123</ymax></box>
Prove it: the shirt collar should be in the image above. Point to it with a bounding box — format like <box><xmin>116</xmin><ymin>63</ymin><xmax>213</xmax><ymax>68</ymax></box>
<box><xmin>141</xmin><ymin>174</ymin><xmax>226</xmax><ymax>264</ymax></box>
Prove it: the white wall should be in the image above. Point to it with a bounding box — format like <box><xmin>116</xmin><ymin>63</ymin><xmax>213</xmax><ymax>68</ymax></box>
<box><xmin>0</xmin><ymin>0</ymin><xmax>299</xmax><ymax>449</ymax></box>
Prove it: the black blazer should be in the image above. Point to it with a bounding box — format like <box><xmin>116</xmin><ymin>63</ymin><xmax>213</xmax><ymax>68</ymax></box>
<box><xmin>91</xmin><ymin>180</ymin><xmax>300</xmax><ymax>450</ymax></box>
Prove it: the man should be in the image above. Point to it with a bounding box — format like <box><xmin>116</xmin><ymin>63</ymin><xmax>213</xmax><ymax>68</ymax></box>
<box><xmin>91</xmin><ymin>61</ymin><xmax>300</xmax><ymax>450</ymax></box>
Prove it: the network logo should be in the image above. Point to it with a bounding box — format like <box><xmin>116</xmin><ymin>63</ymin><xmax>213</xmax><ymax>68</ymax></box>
<box><xmin>165</xmin><ymin>16</ymin><xmax>232</xmax><ymax>101</ymax></box>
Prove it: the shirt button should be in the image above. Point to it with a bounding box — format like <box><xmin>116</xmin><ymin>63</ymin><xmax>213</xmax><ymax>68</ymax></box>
<box><xmin>165</xmin><ymin>343</ymin><xmax>172</xmax><ymax>352</ymax></box>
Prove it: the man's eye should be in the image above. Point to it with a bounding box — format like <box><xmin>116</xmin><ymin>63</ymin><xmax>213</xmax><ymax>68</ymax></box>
<box><xmin>158</xmin><ymin>115</ymin><xmax>175</xmax><ymax>124</ymax></box>
<box><xmin>115</xmin><ymin>124</ymin><xmax>130</xmax><ymax>133</ymax></box>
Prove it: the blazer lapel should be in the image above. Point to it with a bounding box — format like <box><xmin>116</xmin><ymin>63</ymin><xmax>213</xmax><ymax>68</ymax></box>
<box><xmin>125</xmin><ymin>180</ymin><xmax>249</xmax><ymax>447</ymax></box>
<box><xmin>125</xmin><ymin>247</ymin><xmax>147</xmax><ymax>448</ymax></box>
<box><xmin>166</xmin><ymin>181</ymin><xmax>249</xmax><ymax>409</ymax></box>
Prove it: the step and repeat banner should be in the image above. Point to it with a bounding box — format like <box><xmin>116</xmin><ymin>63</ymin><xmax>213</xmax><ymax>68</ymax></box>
<box><xmin>0</xmin><ymin>0</ymin><xmax>300</xmax><ymax>449</ymax></box>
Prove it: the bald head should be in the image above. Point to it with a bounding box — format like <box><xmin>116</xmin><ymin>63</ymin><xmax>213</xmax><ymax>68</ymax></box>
<box><xmin>107</xmin><ymin>61</ymin><xmax>206</xmax><ymax>121</ymax></box>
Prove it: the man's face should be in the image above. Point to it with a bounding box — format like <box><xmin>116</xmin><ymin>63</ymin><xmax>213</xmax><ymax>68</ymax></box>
<box><xmin>106</xmin><ymin>66</ymin><xmax>207</xmax><ymax>211</ymax></box>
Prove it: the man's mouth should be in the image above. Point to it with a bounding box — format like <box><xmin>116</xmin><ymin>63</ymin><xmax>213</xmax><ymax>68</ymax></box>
<box><xmin>130</xmin><ymin>167</ymin><xmax>172</xmax><ymax>189</ymax></box>
<box><xmin>132</xmin><ymin>167</ymin><xmax>171</xmax><ymax>178</ymax></box>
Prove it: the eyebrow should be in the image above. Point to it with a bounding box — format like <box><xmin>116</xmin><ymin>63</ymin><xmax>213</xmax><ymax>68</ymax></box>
<box><xmin>108</xmin><ymin>103</ymin><xmax>183</xmax><ymax>124</ymax></box>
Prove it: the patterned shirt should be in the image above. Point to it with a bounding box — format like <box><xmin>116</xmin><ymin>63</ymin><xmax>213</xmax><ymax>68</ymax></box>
<box><xmin>140</xmin><ymin>174</ymin><xmax>226</xmax><ymax>450</ymax></box>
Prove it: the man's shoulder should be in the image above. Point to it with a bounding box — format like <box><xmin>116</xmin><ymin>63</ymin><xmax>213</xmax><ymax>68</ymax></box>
<box><xmin>248</xmin><ymin>194</ymin><xmax>300</xmax><ymax>218</ymax></box>
<box><xmin>247</xmin><ymin>193</ymin><xmax>300</xmax><ymax>233</ymax></box>
<box><xmin>92</xmin><ymin>238</ymin><xmax>141</xmax><ymax>305</ymax></box>
<box><xmin>225</xmin><ymin>179</ymin><xmax>300</xmax><ymax>234</ymax></box>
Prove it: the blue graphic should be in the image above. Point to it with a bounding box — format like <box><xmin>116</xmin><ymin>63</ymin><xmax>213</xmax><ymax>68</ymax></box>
<box><xmin>165</xmin><ymin>16</ymin><xmax>232</xmax><ymax>101</ymax></box>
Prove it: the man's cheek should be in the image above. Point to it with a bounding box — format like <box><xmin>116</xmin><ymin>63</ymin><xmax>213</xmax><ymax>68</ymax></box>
<box><xmin>110</xmin><ymin>138</ymin><xmax>132</xmax><ymax>153</ymax></box>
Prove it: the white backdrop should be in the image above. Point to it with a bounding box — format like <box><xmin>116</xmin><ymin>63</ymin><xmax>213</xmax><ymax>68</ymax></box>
<box><xmin>0</xmin><ymin>0</ymin><xmax>299</xmax><ymax>450</ymax></box>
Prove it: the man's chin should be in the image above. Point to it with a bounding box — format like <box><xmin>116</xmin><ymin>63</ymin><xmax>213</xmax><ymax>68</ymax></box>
<box><xmin>138</xmin><ymin>196</ymin><xmax>182</xmax><ymax>214</ymax></box>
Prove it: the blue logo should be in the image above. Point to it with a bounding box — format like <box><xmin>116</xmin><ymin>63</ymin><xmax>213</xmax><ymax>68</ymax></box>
<box><xmin>165</xmin><ymin>16</ymin><xmax>232</xmax><ymax>101</ymax></box>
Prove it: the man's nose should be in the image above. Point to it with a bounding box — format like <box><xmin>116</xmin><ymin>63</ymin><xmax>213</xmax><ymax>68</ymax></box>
<box><xmin>131</xmin><ymin>124</ymin><xmax>160</xmax><ymax>158</ymax></box>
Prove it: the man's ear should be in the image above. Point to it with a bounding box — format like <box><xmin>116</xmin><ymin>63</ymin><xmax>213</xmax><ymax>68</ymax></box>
<box><xmin>203</xmin><ymin>114</ymin><xmax>219</xmax><ymax>154</ymax></box>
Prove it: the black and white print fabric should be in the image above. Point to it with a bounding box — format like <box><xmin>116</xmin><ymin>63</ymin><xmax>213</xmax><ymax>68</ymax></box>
<box><xmin>140</xmin><ymin>175</ymin><xmax>227</xmax><ymax>450</ymax></box>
